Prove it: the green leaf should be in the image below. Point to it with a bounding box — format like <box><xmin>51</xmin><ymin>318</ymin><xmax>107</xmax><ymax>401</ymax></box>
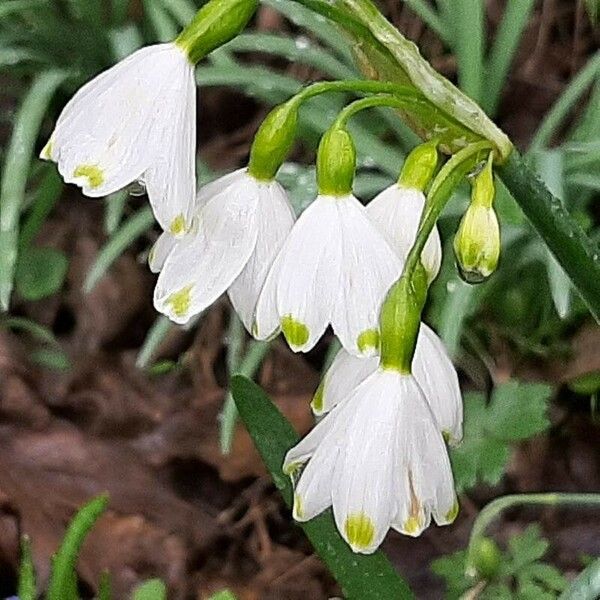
<box><xmin>559</xmin><ymin>557</ymin><xmax>600</xmax><ymax>600</ymax></box>
<box><xmin>15</xmin><ymin>246</ymin><xmax>69</xmax><ymax>301</ymax></box>
<box><xmin>507</xmin><ymin>524</ymin><xmax>548</xmax><ymax>570</ymax></box>
<box><xmin>132</xmin><ymin>579</ymin><xmax>167</xmax><ymax>600</ymax></box>
<box><xmin>482</xmin><ymin>0</ymin><xmax>536</xmax><ymax>116</ymax></box>
<box><xmin>231</xmin><ymin>375</ymin><xmax>413</xmax><ymax>600</ymax></box>
<box><xmin>47</xmin><ymin>494</ymin><xmax>109</xmax><ymax>600</ymax></box>
<box><xmin>30</xmin><ymin>347</ymin><xmax>72</xmax><ymax>371</ymax></box>
<box><xmin>450</xmin><ymin>0</ymin><xmax>485</xmax><ymax>102</ymax></box>
<box><xmin>18</xmin><ymin>536</ymin><xmax>36</xmax><ymax>600</ymax></box>
<box><xmin>98</xmin><ymin>571</ymin><xmax>111</xmax><ymax>600</ymax></box>
<box><xmin>450</xmin><ymin>382</ymin><xmax>552</xmax><ymax>491</ymax></box>
<box><xmin>84</xmin><ymin>206</ymin><xmax>154</xmax><ymax>293</ymax></box>
<box><xmin>0</xmin><ymin>69</ymin><xmax>69</xmax><ymax>310</ymax></box>
<box><xmin>485</xmin><ymin>381</ymin><xmax>552</xmax><ymax>441</ymax></box>
<box><xmin>207</xmin><ymin>591</ymin><xmax>238</xmax><ymax>600</ymax></box>
<box><xmin>430</xmin><ymin>551</ymin><xmax>471</xmax><ymax>600</ymax></box>
<box><xmin>136</xmin><ymin>315</ymin><xmax>174</xmax><ymax>369</ymax></box>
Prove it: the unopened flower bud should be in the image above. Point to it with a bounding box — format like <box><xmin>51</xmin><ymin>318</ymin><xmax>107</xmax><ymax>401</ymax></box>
<box><xmin>176</xmin><ymin>0</ymin><xmax>258</xmax><ymax>63</ymax></box>
<box><xmin>248</xmin><ymin>102</ymin><xmax>298</xmax><ymax>181</ymax></box>
<box><xmin>398</xmin><ymin>139</ymin><xmax>439</xmax><ymax>191</ymax></box>
<box><xmin>468</xmin><ymin>537</ymin><xmax>502</xmax><ymax>580</ymax></box>
<box><xmin>316</xmin><ymin>128</ymin><xmax>357</xmax><ymax>196</ymax></box>
<box><xmin>453</xmin><ymin>154</ymin><xmax>500</xmax><ymax>283</ymax></box>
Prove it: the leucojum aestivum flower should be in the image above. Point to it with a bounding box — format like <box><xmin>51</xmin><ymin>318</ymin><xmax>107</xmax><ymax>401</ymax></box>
<box><xmin>42</xmin><ymin>0</ymin><xmax>515</xmax><ymax>556</ymax></box>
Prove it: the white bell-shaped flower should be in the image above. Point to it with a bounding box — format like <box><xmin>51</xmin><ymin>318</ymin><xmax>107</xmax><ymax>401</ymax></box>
<box><xmin>284</xmin><ymin>369</ymin><xmax>458</xmax><ymax>553</ymax></box>
<box><xmin>254</xmin><ymin>193</ymin><xmax>402</xmax><ymax>356</ymax></box>
<box><xmin>41</xmin><ymin>43</ymin><xmax>196</xmax><ymax>236</ymax></box>
<box><xmin>153</xmin><ymin>169</ymin><xmax>295</xmax><ymax>329</ymax></box>
<box><xmin>312</xmin><ymin>323</ymin><xmax>463</xmax><ymax>445</ymax></box>
<box><xmin>367</xmin><ymin>184</ymin><xmax>442</xmax><ymax>282</ymax></box>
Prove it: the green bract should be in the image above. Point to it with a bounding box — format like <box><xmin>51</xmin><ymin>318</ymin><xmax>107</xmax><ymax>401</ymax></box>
<box><xmin>327</xmin><ymin>0</ymin><xmax>513</xmax><ymax>161</ymax></box>
<box><xmin>248</xmin><ymin>102</ymin><xmax>299</xmax><ymax>181</ymax></box>
<box><xmin>316</xmin><ymin>127</ymin><xmax>357</xmax><ymax>196</ymax></box>
<box><xmin>176</xmin><ymin>0</ymin><xmax>259</xmax><ymax>63</ymax></box>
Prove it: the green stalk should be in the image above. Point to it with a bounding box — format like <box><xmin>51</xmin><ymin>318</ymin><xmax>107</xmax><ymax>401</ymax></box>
<box><xmin>0</xmin><ymin>69</ymin><xmax>69</xmax><ymax>310</ymax></box>
<box><xmin>497</xmin><ymin>151</ymin><xmax>600</xmax><ymax>322</ymax></box>
<box><xmin>466</xmin><ymin>493</ymin><xmax>600</xmax><ymax>577</ymax></box>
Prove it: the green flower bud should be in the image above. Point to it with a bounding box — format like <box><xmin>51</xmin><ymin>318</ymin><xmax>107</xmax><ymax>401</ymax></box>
<box><xmin>453</xmin><ymin>154</ymin><xmax>500</xmax><ymax>283</ymax></box>
<box><xmin>176</xmin><ymin>0</ymin><xmax>258</xmax><ymax>64</ymax></box>
<box><xmin>248</xmin><ymin>102</ymin><xmax>298</xmax><ymax>181</ymax></box>
<box><xmin>379</xmin><ymin>264</ymin><xmax>428</xmax><ymax>374</ymax></box>
<box><xmin>398</xmin><ymin>139</ymin><xmax>439</xmax><ymax>191</ymax></box>
<box><xmin>316</xmin><ymin>128</ymin><xmax>357</xmax><ymax>196</ymax></box>
<box><xmin>469</xmin><ymin>537</ymin><xmax>502</xmax><ymax>580</ymax></box>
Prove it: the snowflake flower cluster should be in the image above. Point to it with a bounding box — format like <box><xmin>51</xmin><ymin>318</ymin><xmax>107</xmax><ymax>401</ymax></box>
<box><xmin>41</xmin><ymin>12</ymin><xmax>501</xmax><ymax>553</ymax></box>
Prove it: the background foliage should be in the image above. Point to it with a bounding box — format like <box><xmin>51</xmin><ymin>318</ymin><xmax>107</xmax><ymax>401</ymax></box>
<box><xmin>0</xmin><ymin>0</ymin><xmax>599</xmax><ymax>598</ymax></box>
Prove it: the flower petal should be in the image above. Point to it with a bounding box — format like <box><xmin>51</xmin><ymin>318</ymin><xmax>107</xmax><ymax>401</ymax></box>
<box><xmin>413</xmin><ymin>323</ymin><xmax>463</xmax><ymax>445</ymax></box>
<box><xmin>331</xmin><ymin>370</ymin><xmax>400</xmax><ymax>553</ymax></box>
<box><xmin>256</xmin><ymin>195</ymin><xmax>343</xmax><ymax>352</ymax></box>
<box><xmin>148</xmin><ymin>231</ymin><xmax>177</xmax><ymax>273</ymax></box>
<box><xmin>229</xmin><ymin>179</ymin><xmax>295</xmax><ymax>332</ymax></box>
<box><xmin>143</xmin><ymin>54</ymin><xmax>196</xmax><ymax>234</ymax></box>
<box><xmin>153</xmin><ymin>183</ymin><xmax>259</xmax><ymax>324</ymax></box>
<box><xmin>367</xmin><ymin>185</ymin><xmax>442</xmax><ymax>282</ymax></box>
<box><xmin>312</xmin><ymin>348</ymin><xmax>378</xmax><ymax>416</ymax></box>
<box><xmin>332</xmin><ymin>195</ymin><xmax>402</xmax><ymax>356</ymax></box>
<box><xmin>393</xmin><ymin>376</ymin><xmax>455</xmax><ymax>533</ymax></box>
<box><xmin>52</xmin><ymin>44</ymin><xmax>185</xmax><ymax>198</ymax></box>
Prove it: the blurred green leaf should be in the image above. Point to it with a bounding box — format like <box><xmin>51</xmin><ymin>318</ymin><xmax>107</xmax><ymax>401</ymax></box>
<box><xmin>132</xmin><ymin>579</ymin><xmax>167</xmax><ymax>600</ymax></box>
<box><xmin>18</xmin><ymin>536</ymin><xmax>36</xmax><ymax>600</ymax></box>
<box><xmin>47</xmin><ymin>494</ymin><xmax>109</xmax><ymax>600</ymax></box>
<box><xmin>0</xmin><ymin>69</ymin><xmax>69</xmax><ymax>310</ymax></box>
<box><xmin>136</xmin><ymin>315</ymin><xmax>174</xmax><ymax>369</ymax></box>
<box><xmin>482</xmin><ymin>0</ymin><xmax>536</xmax><ymax>116</ymax></box>
<box><xmin>231</xmin><ymin>375</ymin><xmax>413</xmax><ymax>600</ymax></box>
<box><xmin>84</xmin><ymin>205</ymin><xmax>154</xmax><ymax>293</ymax></box>
<box><xmin>568</xmin><ymin>371</ymin><xmax>600</xmax><ymax>395</ymax></box>
<box><xmin>98</xmin><ymin>571</ymin><xmax>111</xmax><ymax>600</ymax></box>
<box><xmin>559</xmin><ymin>557</ymin><xmax>600</xmax><ymax>600</ymax></box>
<box><xmin>450</xmin><ymin>382</ymin><xmax>552</xmax><ymax>491</ymax></box>
<box><xmin>433</xmin><ymin>525</ymin><xmax>567</xmax><ymax>600</ymax></box>
<box><xmin>15</xmin><ymin>246</ymin><xmax>68</xmax><ymax>301</ymax></box>
<box><xmin>30</xmin><ymin>347</ymin><xmax>71</xmax><ymax>371</ymax></box>
<box><xmin>208</xmin><ymin>591</ymin><xmax>237</xmax><ymax>600</ymax></box>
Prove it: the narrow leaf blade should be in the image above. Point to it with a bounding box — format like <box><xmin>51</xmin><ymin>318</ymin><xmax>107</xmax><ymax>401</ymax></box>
<box><xmin>231</xmin><ymin>375</ymin><xmax>413</xmax><ymax>600</ymax></box>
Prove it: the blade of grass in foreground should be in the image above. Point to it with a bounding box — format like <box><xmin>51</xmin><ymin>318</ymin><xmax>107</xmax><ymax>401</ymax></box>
<box><xmin>231</xmin><ymin>375</ymin><xmax>413</xmax><ymax>600</ymax></box>
<box><xmin>0</xmin><ymin>69</ymin><xmax>69</xmax><ymax>311</ymax></box>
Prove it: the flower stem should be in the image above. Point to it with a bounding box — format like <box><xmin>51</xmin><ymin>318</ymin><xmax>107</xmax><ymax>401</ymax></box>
<box><xmin>497</xmin><ymin>150</ymin><xmax>600</xmax><ymax>322</ymax></box>
<box><xmin>465</xmin><ymin>493</ymin><xmax>600</xmax><ymax>577</ymax></box>
<box><xmin>290</xmin><ymin>80</ymin><xmax>420</xmax><ymax>105</ymax></box>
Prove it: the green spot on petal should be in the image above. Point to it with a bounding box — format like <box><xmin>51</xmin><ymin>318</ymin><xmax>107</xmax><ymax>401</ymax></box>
<box><xmin>281</xmin><ymin>315</ymin><xmax>309</xmax><ymax>348</ymax></box>
<box><xmin>357</xmin><ymin>328</ymin><xmax>379</xmax><ymax>353</ymax></box>
<box><xmin>311</xmin><ymin>380</ymin><xmax>325</xmax><ymax>414</ymax></box>
<box><xmin>41</xmin><ymin>139</ymin><xmax>53</xmax><ymax>160</ymax></box>
<box><xmin>166</xmin><ymin>285</ymin><xmax>193</xmax><ymax>318</ymax></box>
<box><xmin>402</xmin><ymin>515</ymin><xmax>423</xmax><ymax>536</ymax></box>
<box><xmin>169</xmin><ymin>214</ymin><xmax>187</xmax><ymax>236</ymax></box>
<box><xmin>445</xmin><ymin>500</ymin><xmax>459</xmax><ymax>523</ymax></box>
<box><xmin>73</xmin><ymin>164</ymin><xmax>104</xmax><ymax>189</ymax></box>
<box><xmin>293</xmin><ymin>493</ymin><xmax>304</xmax><ymax>519</ymax></box>
<box><xmin>344</xmin><ymin>513</ymin><xmax>375</xmax><ymax>550</ymax></box>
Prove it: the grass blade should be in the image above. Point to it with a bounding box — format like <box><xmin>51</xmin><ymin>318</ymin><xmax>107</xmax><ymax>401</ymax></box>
<box><xmin>98</xmin><ymin>571</ymin><xmax>112</xmax><ymax>600</ymax></box>
<box><xmin>403</xmin><ymin>0</ymin><xmax>450</xmax><ymax>44</ymax></box>
<box><xmin>132</xmin><ymin>579</ymin><xmax>167</xmax><ymax>600</ymax></box>
<box><xmin>0</xmin><ymin>69</ymin><xmax>69</xmax><ymax>310</ymax></box>
<box><xmin>17</xmin><ymin>536</ymin><xmax>36</xmax><ymax>600</ymax></box>
<box><xmin>483</xmin><ymin>0</ymin><xmax>536</xmax><ymax>116</ymax></box>
<box><xmin>221</xmin><ymin>339</ymin><xmax>271</xmax><ymax>453</ymax></box>
<box><xmin>47</xmin><ymin>494</ymin><xmax>109</xmax><ymax>600</ymax></box>
<box><xmin>530</xmin><ymin>52</ymin><xmax>600</xmax><ymax>151</ymax></box>
<box><xmin>136</xmin><ymin>315</ymin><xmax>173</xmax><ymax>369</ymax></box>
<box><xmin>231</xmin><ymin>376</ymin><xmax>413</xmax><ymax>600</ymax></box>
<box><xmin>450</xmin><ymin>0</ymin><xmax>485</xmax><ymax>102</ymax></box>
<box><xmin>84</xmin><ymin>205</ymin><xmax>154</xmax><ymax>293</ymax></box>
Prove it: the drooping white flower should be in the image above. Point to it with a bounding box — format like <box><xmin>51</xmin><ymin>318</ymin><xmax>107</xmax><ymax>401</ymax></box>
<box><xmin>284</xmin><ymin>369</ymin><xmax>458</xmax><ymax>553</ymax></box>
<box><xmin>366</xmin><ymin>184</ymin><xmax>442</xmax><ymax>282</ymax></box>
<box><xmin>41</xmin><ymin>43</ymin><xmax>196</xmax><ymax>236</ymax></box>
<box><xmin>312</xmin><ymin>323</ymin><xmax>463</xmax><ymax>445</ymax></box>
<box><xmin>254</xmin><ymin>193</ymin><xmax>402</xmax><ymax>356</ymax></box>
<box><xmin>153</xmin><ymin>169</ymin><xmax>295</xmax><ymax>329</ymax></box>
